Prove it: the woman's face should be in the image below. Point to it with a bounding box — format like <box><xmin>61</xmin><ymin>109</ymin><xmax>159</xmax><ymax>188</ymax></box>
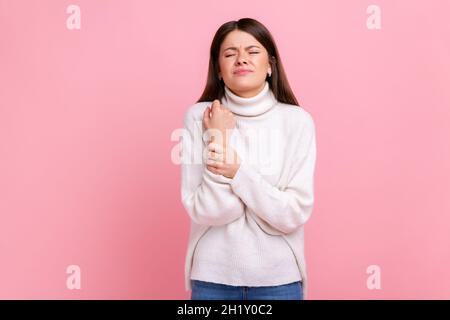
<box><xmin>218</xmin><ymin>30</ymin><xmax>271</xmax><ymax>98</ymax></box>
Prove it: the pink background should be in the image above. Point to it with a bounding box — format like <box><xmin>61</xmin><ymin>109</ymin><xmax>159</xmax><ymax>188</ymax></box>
<box><xmin>1</xmin><ymin>0</ymin><xmax>449</xmax><ymax>299</ymax></box>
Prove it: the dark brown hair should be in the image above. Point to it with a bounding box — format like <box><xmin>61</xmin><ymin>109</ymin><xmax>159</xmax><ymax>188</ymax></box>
<box><xmin>197</xmin><ymin>18</ymin><xmax>300</xmax><ymax>106</ymax></box>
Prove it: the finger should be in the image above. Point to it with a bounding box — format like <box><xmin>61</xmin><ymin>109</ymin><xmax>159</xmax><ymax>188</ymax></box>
<box><xmin>210</xmin><ymin>99</ymin><xmax>221</xmax><ymax>114</ymax></box>
<box><xmin>207</xmin><ymin>150</ymin><xmax>221</xmax><ymax>160</ymax></box>
<box><xmin>208</xmin><ymin>150</ymin><xmax>223</xmax><ymax>162</ymax></box>
<box><xmin>207</xmin><ymin>165</ymin><xmax>223</xmax><ymax>175</ymax></box>
<box><xmin>206</xmin><ymin>158</ymin><xmax>223</xmax><ymax>168</ymax></box>
<box><xmin>207</xmin><ymin>142</ymin><xmax>224</xmax><ymax>154</ymax></box>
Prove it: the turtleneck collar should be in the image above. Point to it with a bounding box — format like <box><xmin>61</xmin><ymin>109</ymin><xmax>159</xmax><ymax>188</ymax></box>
<box><xmin>221</xmin><ymin>81</ymin><xmax>277</xmax><ymax>117</ymax></box>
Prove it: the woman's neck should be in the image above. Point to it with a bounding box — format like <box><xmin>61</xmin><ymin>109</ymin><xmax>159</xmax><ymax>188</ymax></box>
<box><xmin>222</xmin><ymin>81</ymin><xmax>277</xmax><ymax>117</ymax></box>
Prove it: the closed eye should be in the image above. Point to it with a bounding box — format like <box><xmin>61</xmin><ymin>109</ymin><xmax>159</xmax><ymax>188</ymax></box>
<box><xmin>225</xmin><ymin>52</ymin><xmax>260</xmax><ymax>57</ymax></box>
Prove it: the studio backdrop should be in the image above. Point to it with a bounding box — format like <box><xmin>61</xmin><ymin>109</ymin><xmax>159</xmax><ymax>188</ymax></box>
<box><xmin>0</xmin><ymin>0</ymin><xmax>449</xmax><ymax>299</ymax></box>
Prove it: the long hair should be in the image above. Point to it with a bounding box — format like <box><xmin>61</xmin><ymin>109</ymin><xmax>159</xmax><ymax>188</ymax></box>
<box><xmin>197</xmin><ymin>18</ymin><xmax>300</xmax><ymax>106</ymax></box>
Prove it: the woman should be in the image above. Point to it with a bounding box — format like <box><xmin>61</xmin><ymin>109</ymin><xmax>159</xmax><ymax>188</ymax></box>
<box><xmin>180</xmin><ymin>18</ymin><xmax>317</xmax><ymax>300</ymax></box>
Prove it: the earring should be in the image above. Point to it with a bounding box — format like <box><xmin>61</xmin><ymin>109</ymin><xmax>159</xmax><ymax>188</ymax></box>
<box><xmin>268</xmin><ymin>71</ymin><xmax>272</xmax><ymax>78</ymax></box>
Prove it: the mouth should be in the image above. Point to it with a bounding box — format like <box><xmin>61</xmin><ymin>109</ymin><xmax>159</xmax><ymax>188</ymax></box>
<box><xmin>234</xmin><ymin>70</ymin><xmax>253</xmax><ymax>76</ymax></box>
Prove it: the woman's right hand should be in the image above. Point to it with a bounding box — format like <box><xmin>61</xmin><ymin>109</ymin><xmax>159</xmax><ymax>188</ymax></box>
<box><xmin>202</xmin><ymin>99</ymin><xmax>236</xmax><ymax>146</ymax></box>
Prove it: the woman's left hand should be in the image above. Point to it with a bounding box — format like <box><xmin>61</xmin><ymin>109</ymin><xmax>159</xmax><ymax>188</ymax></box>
<box><xmin>205</xmin><ymin>141</ymin><xmax>241</xmax><ymax>179</ymax></box>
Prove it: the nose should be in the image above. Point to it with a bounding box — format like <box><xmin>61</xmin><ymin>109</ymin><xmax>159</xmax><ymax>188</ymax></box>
<box><xmin>235</xmin><ymin>50</ymin><xmax>249</xmax><ymax>65</ymax></box>
<box><xmin>235</xmin><ymin>57</ymin><xmax>248</xmax><ymax>66</ymax></box>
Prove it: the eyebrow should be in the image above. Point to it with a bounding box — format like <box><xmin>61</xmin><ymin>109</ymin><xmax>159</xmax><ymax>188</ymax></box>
<box><xmin>223</xmin><ymin>45</ymin><xmax>261</xmax><ymax>52</ymax></box>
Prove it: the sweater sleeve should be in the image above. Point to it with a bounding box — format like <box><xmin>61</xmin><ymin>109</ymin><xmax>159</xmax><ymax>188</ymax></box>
<box><xmin>229</xmin><ymin>115</ymin><xmax>317</xmax><ymax>234</ymax></box>
<box><xmin>180</xmin><ymin>108</ymin><xmax>245</xmax><ymax>226</ymax></box>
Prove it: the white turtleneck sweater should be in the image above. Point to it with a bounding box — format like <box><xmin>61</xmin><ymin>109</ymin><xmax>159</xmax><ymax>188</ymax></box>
<box><xmin>180</xmin><ymin>81</ymin><xmax>316</xmax><ymax>298</ymax></box>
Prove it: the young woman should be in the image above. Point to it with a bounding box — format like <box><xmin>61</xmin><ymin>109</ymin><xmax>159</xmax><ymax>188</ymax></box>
<box><xmin>180</xmin><ymin>18</ymin><xmax>317</xmax><ymax>300</ymax></box>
